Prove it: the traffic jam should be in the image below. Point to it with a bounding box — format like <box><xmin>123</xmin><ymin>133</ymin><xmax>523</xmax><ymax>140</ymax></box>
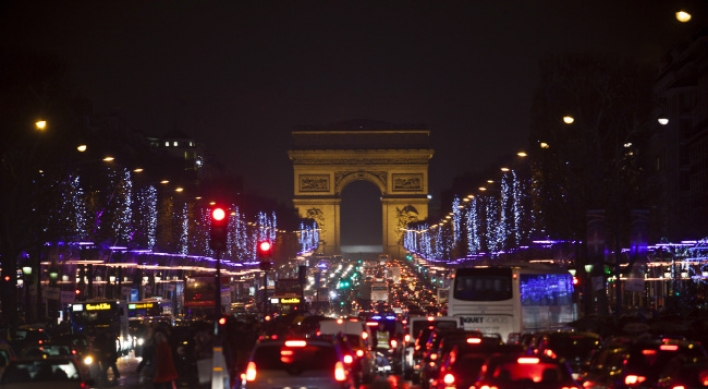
<box><xmin>233</xmin><ymin>256</ymin><xmax>708</xmax><ymax>389</ymax></box>
<box><xmin>3</xmin><ymin>255</ymin><xmax>708</xmax><ymax>389</ymax></box>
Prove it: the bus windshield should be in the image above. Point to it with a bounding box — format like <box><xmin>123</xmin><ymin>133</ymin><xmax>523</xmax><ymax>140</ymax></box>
<box><xmin>453</xmin><ymin>268</ymin><xmax>512</xmax><ymax>301</ymax></box>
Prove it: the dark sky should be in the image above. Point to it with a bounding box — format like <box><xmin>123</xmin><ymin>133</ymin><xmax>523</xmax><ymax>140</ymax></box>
<box><xmin>2</xmin><ymin>1</ymin><xmax>704</xmax><ymax>244</ymax></box>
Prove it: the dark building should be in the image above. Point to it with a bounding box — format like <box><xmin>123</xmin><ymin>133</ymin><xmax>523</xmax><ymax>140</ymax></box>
<box><xmin>647</xmin><ymin>27</ymin><xmax>708</xmax><ymax>241</ymax></box>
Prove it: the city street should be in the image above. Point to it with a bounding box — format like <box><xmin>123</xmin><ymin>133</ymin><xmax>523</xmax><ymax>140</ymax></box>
<box><xmin>100</xmin><ymin>353</ymin><xmax>415</xmax><ymax>389</ymax></box>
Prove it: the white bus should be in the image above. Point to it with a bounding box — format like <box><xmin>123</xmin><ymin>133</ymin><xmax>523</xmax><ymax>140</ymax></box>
<box><xmin>448</xmin><ymin>264</ymin><xmax>575</xmax><ymax>343</ymax></box>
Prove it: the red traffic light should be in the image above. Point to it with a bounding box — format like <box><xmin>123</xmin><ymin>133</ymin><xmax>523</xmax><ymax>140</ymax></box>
<box><xmin>212</xmin><ymin>207</ymin><xmax>226</xmax><ymax>221</ymax></box>
<box><xmin>259</xmin><ymin>241</ymin><xmax>271</xmax><ymax>252</ymax></box>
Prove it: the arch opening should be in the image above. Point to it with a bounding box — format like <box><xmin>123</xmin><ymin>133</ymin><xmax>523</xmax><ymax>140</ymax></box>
<box><xmin>340</xmin><ymin>180</ymin><xmax>382</xmax><ymax>255</ymax></box>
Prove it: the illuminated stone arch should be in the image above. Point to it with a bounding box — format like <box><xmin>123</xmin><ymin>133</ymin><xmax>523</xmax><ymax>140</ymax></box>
<box><xmin>288</xmin><ymin>121</ymin><xmax>434</xmax><ymax>257</ymax></box>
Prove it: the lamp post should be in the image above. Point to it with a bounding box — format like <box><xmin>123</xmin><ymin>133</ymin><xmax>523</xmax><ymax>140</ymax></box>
<box><xmin>22</xmin><ymin>266</ymin><xmax>32</xmax><ymax>323</ymax></box>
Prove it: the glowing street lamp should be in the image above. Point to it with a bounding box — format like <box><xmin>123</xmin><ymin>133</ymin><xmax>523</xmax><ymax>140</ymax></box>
<box><xmin>77</xmin><ymin>144</ymin><xmax>87</xmax><ymax>152</ymax></box>
<box><xmin>102</xmin><ymin>156</ymin><xmax>115</xmax><ymax>162</ymax></box>
<box><xmin>517</xmin><ymin>151</ymin><xmax>527</xmax><ymax>157</ymax></box>
<box><xmin>563</xmin><ymin>116</ymin><xmax>575</xmax><ymax>124</ymax></box>
<box><xmin>676</xmin><ymin>10</ymin><xmax>691</xmax><ymax>22</ymax></box>
<box><xmin>35</xmin><ymin>120</ymin><xmax>47</xmax><ymax>130</ymax></box>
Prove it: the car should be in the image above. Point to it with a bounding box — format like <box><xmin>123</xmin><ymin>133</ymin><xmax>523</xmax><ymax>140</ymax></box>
<box><xmin>0</xmin><ymin>344</ymin><xmax>16</xmax><ymax>377</ymax></box>
<box><xmin>18</xmin><ymin>338</ymin><xmax>98</xmax><ymax>380</ymax></box>
<box><xmin>656</xmin><ymin>358</ymin><xmax>708</xmax><ymax>389</ymax></box>
<box><xmin>0</xmin><ymin>357</ymin><xmax>94</xmax><ymax>389</ymax></box>
<box><xmin>7</xmin><ymin>327</ymin><xmax>50</xmax><ymax>355</ymax></box>
<box><xmin>318</xmin><ymin>318</ymin><xmax>375</xmax><ymax>385</ymax></box>
<box><xmin>433</xmin><ymin>345</ymin><xmax>489</xmax><ymax>389</ymax></box>
<box><xmin>475</xmin><ymin>352</ymin><xmax>579</xmax><ymax>389</ymax></box>
<box><xmin>405</xmin><ymin>316</ymin><xmax>460</xmax><ymax>381</ymax></box>
<box><xmin>530</xmin><ymin>331</ymin><xmax>602</xmax><ymax>380</ymax></box>
<box><xmin>419</xmin><ymin>329</ymin><xmax>487</xmax><ymax>389</ymax></box>
<box><xmin>242</xmin><ymin>338</ymin><xmax>355</xmax><ymax>389</ymax></box>
<box><xmin>580</xmin><ymin>337</ymin><xmax>707</xmax><ymax>389</ymax></box>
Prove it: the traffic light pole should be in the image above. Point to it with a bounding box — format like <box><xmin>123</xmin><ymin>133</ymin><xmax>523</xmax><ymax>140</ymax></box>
<box><xmin>214</xmin><ymin>249</ymin><xmax>222</xmax><ymax>322</ymax></box>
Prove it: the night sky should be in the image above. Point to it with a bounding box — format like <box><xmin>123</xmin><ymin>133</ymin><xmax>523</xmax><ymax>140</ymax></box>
<box><xmin>2</xmin><ymin>1</ymin><xmax>704</xmax><ymax>246</ymax></box>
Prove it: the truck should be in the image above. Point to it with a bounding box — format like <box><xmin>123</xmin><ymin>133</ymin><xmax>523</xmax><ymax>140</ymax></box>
<box><xmin>371</xmin><ymin>280</ymin><xmax>389</xmax><ymax>303</ymax></box>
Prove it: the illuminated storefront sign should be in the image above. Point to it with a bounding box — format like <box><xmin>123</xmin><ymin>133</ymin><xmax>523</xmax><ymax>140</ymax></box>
<box><xmin>280</xmin><ymin>297</ymin><xmax>300</xmax><ymax>304</ymax></box>
<box><xmin>86</xmin><ymin>302</ymin><xmax>113</xmax><ymax>311</ymax></box>
<box><xmin>128</xmin><ymin>303</ymin><xmax>154</xmax><ymax>310</ymax></box>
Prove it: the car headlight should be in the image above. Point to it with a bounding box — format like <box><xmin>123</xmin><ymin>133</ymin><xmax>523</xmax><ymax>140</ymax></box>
<box><xmin>84</xmin><ymin>355</ymin><xmax>93</xmax><ymax>365</ymax></box>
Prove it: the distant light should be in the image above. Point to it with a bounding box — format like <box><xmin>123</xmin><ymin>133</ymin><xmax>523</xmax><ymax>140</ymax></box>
<box><xmin>563</xmin><ymin>116</ymin><xmax>575</xmax><ymax>124</ymax></box>
<box><xmin>540</xmin><ymin>142</ymin><xmax>550</xmax><ymax>149</ymax></box>
<box><xmin>133</xmin><ymin>168</ymin><xmax>144</xmax><ymax>173</ymax></box>
<box><xmin>479</xmin><ymin>187</ymin><xmax>487</xmax><ymax>191</ymax></box>
<box><xmin>175</xmin><ymin>187</ymin><xmax>184</xmax><ymax>192</ymax></box>
<box><xmin>160</xmin><ymin>180</ymin><xmax>169</xmax><ymax>184</ymax></box>
<box><xmin>103</xmin><ymin>156</ymin><xmax>115</xmax><ymax>162</ymax></box>
<box><xmin>500</xmin><ymin>167</ymin><xmax>510</xmax><ymax>172</ymax></box>
<box><xmin>517</xmin><ymin>151</ymin><xmax>527</xmax><ymax>157</ymax></box>
<box><xmin>487</xmin><ymin>180</ymin><xmax>494</xmax><ymax>183</ymax></box>
<box><xmin>676</xmin><ymin>11</ymin><xmax>692</xmax><ymax>22</ymax></box>
<box><xmin>77</xmin><ymin>144</ymin><xmax>87</xmax><ymax>152</ymax></box>
<box><xmin>658</xmin><ymin>117</ymin><xmax>669</xmax><ymax>125</ymax></box>
<box><xmin>35</xmin><ymin>120</ymin><xmax>47</xmax><ymax>130</ymax></box>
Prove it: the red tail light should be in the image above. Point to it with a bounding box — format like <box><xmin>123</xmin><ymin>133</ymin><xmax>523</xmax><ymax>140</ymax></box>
<box><xmin>246</xmin><ymin>362</ymin><xmax>257</xmax><ymax>381</ymax></box>
<box><xmin>356</xmin><ymin>349</ymin><xmax>364</xmax><ymax>357</ymax></box>
<box><xmin>344</xmin><ymin>355</ymin><xmax>353</xmax><ymax>364</ymax></box>
<box><xmin>391</xmin><ymin>339</ymin><xmax>398</xmax><ymax>348</ymax></box>
<box><xmin>335</xmin><ymin>361</ymin><xmax>347</xmax><ymax>381</ymax></box>
<box><xmin>561</xmin><ymin>387</ymin><xmax>578</xmax><ymax>389</ymax></box>
<box><xmin>430</xmin><ymin>353</ymin><xmax>438</xmax><ymax>360</ymax></box>
<box><xmin>672</xmin><ymin>386</ymin><xmax>685</xmax><ymax>389</ymax></box>
<box><xmin>624</xmin><ymin>375</ymin><xmax>646</xmax><ymax>385</ymax></box>
<box><xmin>467</xmin><ymin>337</ymin><xmax>482</xmax><ymax>344</ymax></box>
<box><xmin>404</xmin><ymin>334</ymin><xmax>411</xmax><ymax>342</ymax></box>
<box><xmin>362</xmin><ymin>331</ymin><xmax>369</xmax><ymax>339</ymax></box>
<box><xmin>443</xmin><ymin>373</ymin><xmax>455</xmax><ymax>385</ymax></box>
<box><xmin>660</xmin><ymin>345</ymin><xmax>679</xmax><ymax>351</ymax></box>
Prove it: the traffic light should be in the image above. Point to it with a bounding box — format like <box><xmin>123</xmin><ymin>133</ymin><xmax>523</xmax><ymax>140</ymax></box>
<box><xmin>257</xmin><ymin>241</ymin><xmax>272</xmax><ymax>271</ymax></box>
<box><xmin>257</xmin><ymin>241</ymin><xmax>272</xmax><ymax>257</ymax></box>
<box><xmin>210</xmin><ymin>206</ymin><xmax>228</xmax><ymax>251</ymax></box>
<box><xmin>75</xmin><ymin>288</ymin><xmax>83</xmax><ymax>300</ymax></box>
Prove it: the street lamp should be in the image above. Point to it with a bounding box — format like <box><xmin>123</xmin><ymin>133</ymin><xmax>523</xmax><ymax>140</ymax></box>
<box><xmin>676</xmin><ymin>10</ymin><xmax>692</xmax><ymax>23</ymax></box>
<box><xmin>35</xmin><ymin>120</ymin><xmax>47</xmax><ymax>131</ymax></box>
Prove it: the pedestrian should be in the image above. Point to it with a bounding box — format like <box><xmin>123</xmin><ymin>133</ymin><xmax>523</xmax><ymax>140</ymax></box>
<box><xmin>136</xmin><ymin>324</ymin><xmax>156</xmax><ymax>375</ymax></box>
<box><xmin>94</xmin><ymin>329</ymin><xmax>120</xmax><ymax>383</ymax></box>
<box><xmin>153</xmin><ymin>330</ymin><xmax>179</xmax><ymax>389</ymax></box>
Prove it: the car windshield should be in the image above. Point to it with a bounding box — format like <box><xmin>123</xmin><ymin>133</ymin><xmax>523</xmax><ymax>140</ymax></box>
<box><xmin>546</xmin><ymin>335</ymin><xmax>600</xmax><ymax>360</ymax></box>
<box><xmin>0</xmin><ymin>360</ymin><xmax>80</xmax><ymax>383</ymax></box>
<box><xmin>22</xmin><ymin>345</ymin><xmax>73</xmax><ymax>357</ymax></box>
<box><xmin>253</xmin><ymin>343</ymin><xmax>338</xmax><ymax>371</ymax></box>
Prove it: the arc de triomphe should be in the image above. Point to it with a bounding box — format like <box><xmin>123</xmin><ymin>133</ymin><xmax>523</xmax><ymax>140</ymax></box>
<box><xmin>288</xmin><ymin>120</ymin><xmax>434</xmax><ymax>257</ymax></box>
